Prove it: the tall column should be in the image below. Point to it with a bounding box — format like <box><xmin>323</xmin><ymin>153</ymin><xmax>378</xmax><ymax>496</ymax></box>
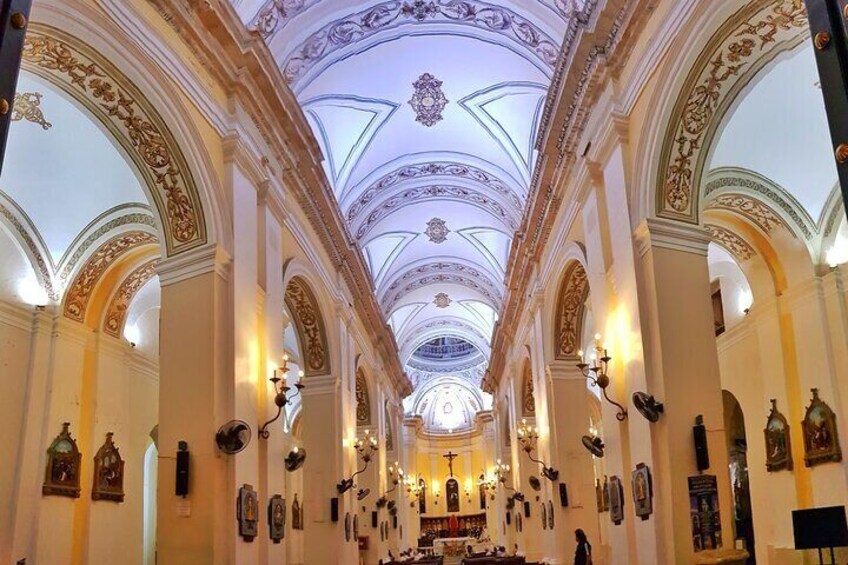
<box><xmin>156</xmin><ymin>244</ymin><xmax>233</xmax><ymax>565</ymax></box>
<box><xmin>547</xmin><ymin>361</ymin><xmax>601</xmax><ymax>565</ymax></box>
<box><xmin>400</xmin><ymin>417</ymin><xmax>421</xmax><ymax>548</ymax></box>
<box><xmin>300</xmin><ymin>372</ymin><xmax>356</xmax><ymax>564</ymax></box>
<box><xmin>634</xmin><ymin>218</ymin><xmax>736</xmax><ymax>563</ymax></box>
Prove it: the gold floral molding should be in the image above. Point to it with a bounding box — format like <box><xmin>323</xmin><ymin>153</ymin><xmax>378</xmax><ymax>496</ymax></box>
<box><xmin>554</xmin><ymin>262</ymin><xmax>589</xmax><ymax>360</ymax></box>
<box><xmin>658</xmin><ymin>0</ymin><xmax>807</xmax><ymax>222</ymax></box>
<box><xmin>706</xmin><ymin>193</ymin><xmax>794</xmax><ymax>237</ymax></box>
<box><xmin>12</xmin><ymin>92</ymin><xmax>51</xmax><ymax>129</ymax></box>
<box><xmin>705</xmin><ymin>224</ymin><xmax>755</xmax><ymax>262</ymax></box>
<box><xmin>21</xmin><ymin>25</ymin><xmax>207</xmax><ymax>256</ymax></box>
<box><xmin>522</xmin><ymin>360</ymin><xmax>535</xmax><ymax>417</ymax></box>
<box><xmin>64</xmin><ymin>232</ymin><xmax>158</xmax><ymax>323</ymax></box>
<box><xmin>0</xmin><ymin>199</ymin><xmax>58</xmax><ymax>300</ymax></box>
<box><xmin>284</xmin><ymin>276</ymin><xmax>331</xmax><ymax>377</ymax></box>
<box><xmin>103</xmin><ymin>259</ymin><xmax>159</xmax><ymax>338</ymax></box>
<box><xmin>355</xmin><ymin>368</ymin><xmax>371</xmax><ymax>426</ymax></box>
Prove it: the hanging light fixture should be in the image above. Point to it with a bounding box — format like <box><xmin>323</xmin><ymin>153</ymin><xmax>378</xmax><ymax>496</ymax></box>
<box><xmin>258</xmin><ymin>354</ymin><xmax>305</xmax><ymax>439</ymax></box>
<box><xmin>516</xmin><ymin>419</ymin><xmax>559</xmax><ymax>481</ymax></box>
<box><xmin>576</xmin><ymin>334</ymin><xmax>628</xmax><ymax>421</ymax></box>
<box><xmin>377</xmin><ymin>462</ymin><xmax>404</xmax><ymax>507</ymax></box>
<box><xmin>337</xmin><ymin>429</ymin><xmax>378</xmax><ymax>494</ymax></box>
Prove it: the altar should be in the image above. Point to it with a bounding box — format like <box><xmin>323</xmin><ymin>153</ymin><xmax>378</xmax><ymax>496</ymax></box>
<box><xmin>432</xmin><ymin>537</ymin><xmax>491</xmax><ymax>565</ymax></box>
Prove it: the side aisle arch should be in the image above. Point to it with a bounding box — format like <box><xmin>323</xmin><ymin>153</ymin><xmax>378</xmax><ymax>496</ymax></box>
<box><xmin>284</xmin><ymin>276</ymin><xmax>331</xmax><ymax>377</ymax></box>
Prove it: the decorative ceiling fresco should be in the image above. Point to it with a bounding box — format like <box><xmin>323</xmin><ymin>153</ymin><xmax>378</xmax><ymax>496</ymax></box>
<box><xmin>238</xmin><ymin>0</ymin><xmax>597</xmax><ymax>431</ymax></box>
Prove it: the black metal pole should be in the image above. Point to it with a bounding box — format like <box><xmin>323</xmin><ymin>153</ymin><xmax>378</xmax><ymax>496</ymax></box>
<box><xmin>804</xmin><ymin>0</ymin><xmax>848</xmax><ymax>219</ymax></box>
<box><xmin>0</xmin><ymin>0</ymin><xmax>32</xmax><ymax>177</ymax></box>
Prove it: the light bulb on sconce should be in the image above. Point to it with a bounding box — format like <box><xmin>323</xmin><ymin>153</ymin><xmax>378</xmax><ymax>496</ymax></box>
<box><xmin>258</xmin><ymin>354</ymin><xmax>305</xmax><ymax>439</ymax></box>
<box><xmin>576</xmin><ymin>333</ymin><xmax>628</xmax><ymax>421</ymax></box>
<box><xmin>337</xmin><ymin>429</ymin><xmax>379</xmax><ymax>494</ymax></box>
<box><xmin>516</xmin><ymin>419</ymin><xmax>559</xmax><ymax>481</ymax></box>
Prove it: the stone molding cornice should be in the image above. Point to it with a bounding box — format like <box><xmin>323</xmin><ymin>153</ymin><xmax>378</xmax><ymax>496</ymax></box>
<box><xmin>156</xmin><ymin>243</ymin><xmax>232</xmax><ymax>287</ymax></box>
<box><xmin>633</xmin><ymin>218</ymin><xmax>711</xmax><ymax>258</ymax></box>
<box><xmin>146</xmin><ymin>0</ymin><xmax>410</xmax><ymax>397</ymax></box>
<box><xmin>222</xmin><ymin>132</ymin><xmax>271</xmax><ymax>191</ymax></box>
<box><xmin>54</xmin><ymin>315</ymin><xmax>95</xmax><ymax>348</ymax></box>
<box><xmin>0</xmin><ymin>300</ymin><xmax>36</xmax><ymax>332</ymax></box>
<box><xmin>299</xmin><ymin>374</ymin><xmax>340</xmax><ymax>396</ymax></box>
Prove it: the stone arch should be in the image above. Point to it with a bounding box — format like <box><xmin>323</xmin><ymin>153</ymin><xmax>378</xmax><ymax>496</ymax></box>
<box><xmin>355</xmin><ymin>366</ymin><xmax>372</xmax><ymax>427</ymax></box>
<box><xmin>553</xmin><ymin>260</ymin><xmax>590</xmax><ymax>361</ymax></box>
<box><xmin>521</xmin><ymin>357</ymin><xmax>535</xmax><ymax>418</ymax></box>
<box><xmin>284</xmin><ymin>275</ymin><xmax>331</xmax><ymax>377</ymax></box>
<box><xmin>20</xmin><ymin>24</ymin><xmax>210</xmax><ymax>257</ymax></box>
<box><xmin>653</xmin><ymin>0</ymin><xmax>808</xmax><ymax>223</ymax></box>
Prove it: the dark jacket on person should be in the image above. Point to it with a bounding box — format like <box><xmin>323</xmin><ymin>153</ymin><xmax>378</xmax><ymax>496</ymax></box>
<box><xmin>574</xmin><ymin>540</ymin><xmax>591</xmax><ymax>565</ymax></box>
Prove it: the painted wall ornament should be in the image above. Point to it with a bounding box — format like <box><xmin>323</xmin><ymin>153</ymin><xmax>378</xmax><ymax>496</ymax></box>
<box><xmin>268</xmin><ymin>495</ymin><xmax>286</xmax><ymax>543</ymax></box>
<box><xmin>424</xmin><ymin>217</ymin><xmax>450</xmax><ymax>243</ymax></box>
<box><xmin>764</xmin><ymin>398</ymin><xmax>793</xmax><ymax>472</ymax></box>
<box><xmin>608</xmin><ymin>475</ymin><xmax>624</xmax><ymax>525</ymax></box>
<box><xmin>409</xmin><ymin>73</ymin><xmax>448</xmax><ymax>126</ymax></box>
<box><xmin>238</xmin><ymin>484</ymin><xmax>259</xmax><ymax>541</ymax></box>
<box><xmin>802</xmin><ymin>388</ymin><xmax>842</xmax><ymax>467</ymax></box>
<box><xmin>355</xmin><ymin>369</ymin><xmax>371</xmax><ymax>426</ymax></box>
<box><xmin>11</xmin><ymin>92</ymin><xmax>52</xmax><ymax>129</ymax></box>
<box><xmin>631</xmin><ymin>463</ymin><xmax>652</xmax><ymax>520</ymax></box>
<box><xmin>433</xmin><ymin>292</ymin><xmax>452</xmax><ymax>308</ymax></box>
<box><xmin>91</xmin><ymin>432</ymin><xmax>125</xmax><ymax>502</ymax></box>
<box><xmin>43</xmin><ymin>422</ymin><xmax>82</xmax><ymax>498</ymax></box>
<box><xmin>522</xmin><ymin>361</ymin><xmax>535</xmax><ymax>416</ymax></box>
<box><xmin>548</xmin><ymin>499</ymin><xmax>554</xmax><ymax>529</ymax></box>
<box><xmin>284</xmin><ymin>276</ymin><xmax>330</xmax><ymax>376</ymax></box>
<box><xmin>554</xmin><ymin>262</ymin><xmax>589</xmax><ymax>359</ymax></box>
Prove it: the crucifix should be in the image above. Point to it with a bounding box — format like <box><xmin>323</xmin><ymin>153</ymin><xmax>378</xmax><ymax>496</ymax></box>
<box><xmin>443</xmin><ymin>451</ymin><xmax>458</xmax><ymax>477</ymax></box>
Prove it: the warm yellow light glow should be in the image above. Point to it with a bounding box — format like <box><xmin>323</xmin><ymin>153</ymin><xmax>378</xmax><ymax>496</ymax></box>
<box><xmin>124</xmin><ymin>323</ymin><xmax>141</xmax><ymax>345</ymax></box>
<box><xmin>738</xmin><ymin>289</ymin><xmax>753</xmax><ymax>314</ymax></box>
<box><xmin>826</xmin><ymin>234</ymin><xmax>848</xmax><ymax>267</ymax></box>
<box><xmin>432</xmin><ymin>480</ymin><xmax>440</xmax><ymax>494</ymax></box>
<box><xmin>293</xmin><ymin>446</ymin><xmax>299</xmax><ymax>453</ymax></box>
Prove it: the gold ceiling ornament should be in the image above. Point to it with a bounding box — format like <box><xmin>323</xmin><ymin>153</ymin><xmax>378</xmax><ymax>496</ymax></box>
<box><xmin>21</xmin><ymin>26</ymin><xmax>207</xmax><ymax>256</ymax></box>
<box><xmin>11</xmin><ymin>92</ymin><xmax>52</xmax><ymax>130</ymax></box>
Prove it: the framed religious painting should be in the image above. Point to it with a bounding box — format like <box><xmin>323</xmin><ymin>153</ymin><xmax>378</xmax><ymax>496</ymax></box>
<box><xmin>609</xmin><ymin>475</ymin><xmax>624</xmax><ymax>525</ymax></box>
<box><xmin>631</xmin><ymin>463</ymin><xmax>652</xmax><ymax>520</ymax></box>
<box><xmin>292</xmin><ymin>494</ymin><xmax>303</xmax><ymax>530</ymax></box>
<box><xmin>238</xmin><ymin>484</ymin><xmax>259</xmax><ymax>541</ymax></box>
<box><xmin>268</xmin><ymin>495</ymin><xmax>285</xmax><ymax>543</ymax></box>
<box><xmin>43</xmin><ymin>422</ymin><xmax>82</xmax><ymax>498</ymax></box>
<box><xmin>344</xmin><ymin>512</ymin><xmax>351</xmax><ymax>542</ymax></box>
<box><xmin>92</xmin><ymin>432</ymin><xmax>125</xmax><ymax>502</ymax></box>
<box><xmin>802</xmin><ymin>388</ymin><xmax>842</xmax><ymax>467</ymax></box>
<box><xmin>602</xmin><ymin>475</ymin><xmax>610</xmax><ymax>512</ymax></box>
<box><xmin>548</xmin><ymin>500</ymin><xmax>554</xmax><ymax>529</ymax></box>
<box><xmin>353</xmin><ymin>514</ymin><xmax>359</xmax><ymax>540</ymax></box>
<box><xmin>764</xmin><ymin>399</ymin><xmax>793</xmax><ymax>472</ymax></box>
<box><xmin>541</xmin><ymin>502</ymin><xmax>547</xmax><ymax>530</ymax></box>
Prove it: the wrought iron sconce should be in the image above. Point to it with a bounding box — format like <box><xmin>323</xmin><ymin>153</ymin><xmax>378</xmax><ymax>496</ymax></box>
<box><xmin>405</xmin><ymin>473</ymin><xmax>425</xmax><ymax>507</ymax></box>
<box><xmin>432</xmin><ymin>481</ymin><xmax>441</xmax><ymax>505</ymax></box>
<box><xmin>577</xmin><ymin>334</ymin><xmax>628</xmax><ymax>421</ymax></box>
<box><xmin>258</xmin><ymin>354</ymin><xmax>304</xmax><ymax>439</ymax></box>
<box><xmin>337</xmin><ymin>429</ymin><xmax>378</xmax><ymax>494</ymax></box>
<box><xmin>517</xmin><ymin>419</ymin><xmax>559</xmax><ymax>482</ymax></box>
<box><xmin>377</xmin><ymin>462</ymin><xmax>404</xmax><ymax>507</ymax></box>
<box><xmin>478</xmin><ymin>458</ymin><xmax>511</xmax><ymax>500</ymax></box>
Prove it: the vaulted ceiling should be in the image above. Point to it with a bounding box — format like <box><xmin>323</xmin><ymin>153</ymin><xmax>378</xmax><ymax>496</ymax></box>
<box><xmin>236</xmin><ymin>0</ymin><xmax>595</xmax><ymax>422</ymax></box>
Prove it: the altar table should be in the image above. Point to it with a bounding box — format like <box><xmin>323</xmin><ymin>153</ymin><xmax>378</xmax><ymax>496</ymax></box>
<box><xmin>432</xmin><ymin>538</ymin><xmax>491</xmax><ymax>565</ymax></box>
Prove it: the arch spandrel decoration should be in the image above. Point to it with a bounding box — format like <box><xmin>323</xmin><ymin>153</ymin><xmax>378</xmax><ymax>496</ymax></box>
<box><xmin>521</xmin><ymin>359</ymin><xmax>535</xmax><ymax>417</ymax></box>
<box><xmin>356</xmin><ymin>368</ymin><xmax>372</xmax><ymax>426</ymax></box>
<box><xmin>103</xmin><ymin>259</ymin><xmax>159</xmax><ymax>338</ymax></box>
<box><xmin>554</xmin><ymin>261</ymin><xmax>589</xmax><ymax>360</ymax></box>
<box><xmin>656</xmin><ymin>1</ymin><xmax>807</xmax><ymax>223</ymax></box>
<box><xmin>21</xmin><ymin>25</ymin><xmax>208</xmax><ymax>256</ymax></box>
<box><xmin>284</xmin><ymin>276</ymin><xmax>331</xmax><ymax>377</ymax></box>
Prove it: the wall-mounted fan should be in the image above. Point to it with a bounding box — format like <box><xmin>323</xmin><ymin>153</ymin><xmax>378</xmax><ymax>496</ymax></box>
<box><xmin>529</xmin><ymin>476</ymin><xmax>541</xmax><ymax>491</ymax></box>
<box><xmin>357</xmin><ymin>488</ymin><xmax>371</xmax><ymax>501</ymax></box>
<box><xmin>285</xmin><ymin>447</ymin><xmax>306</xmax><ymax>471</ymax></box>
<box><xmin>215</xmin><ymin>420</ymin><xmax>251</xmax><ymax>455</ymax></box>
<box><xmin>633</xmin><ymin>391</ymin><xmax>664</xmax><ymax>423</ymax></box>
<box><xmin>581</xmin><ymin>435</ymin><xmax>605</xmax><ymax>458</ymax></box>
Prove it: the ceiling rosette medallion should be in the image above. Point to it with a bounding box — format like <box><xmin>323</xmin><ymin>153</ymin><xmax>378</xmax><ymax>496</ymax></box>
<box><xmin>409</xmin><ymin>73</ymin><xmax>448</xmax><ymax>127</ymax></box>
<box><xmin>433</xmin><ymin>292</ymin><xmax>452</xmax><ymax>308</ymax></box>
<box><xmin>424</xmin><ymin>217</ymin><xmax>450</xmax><ymax>243</ymax></box>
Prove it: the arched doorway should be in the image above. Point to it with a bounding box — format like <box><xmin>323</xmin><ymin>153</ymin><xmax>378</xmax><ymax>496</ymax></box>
<box><xmin>723</xmin><ymin>390</ymin><xmax>755</xmax><ymax>563</ymax></box>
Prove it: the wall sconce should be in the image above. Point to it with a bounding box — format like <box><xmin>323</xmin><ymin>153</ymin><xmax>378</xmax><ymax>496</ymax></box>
<box><xmin>464</xmin><ymin>478</ymin><xmax>473</xmax><ymax>502</ymax></box>
<box><xmin>378</xmin><ymin>462</ymin><xmax>404</xmax><ymax>506</ymax></box>
<box><xmin>432</xmin><ymin>481</ymin><xmax>441</xmax><ymax>505</ymax></box>
<box><xmin>405</xmin><ymin>473</ymin><xmax>425</xmax><ymax>507</ymax></box>
<box><xmin>577</xmin><ymin>334</ymin><xmax>628</xmax><ymax>421</ymax></box>
<box><xmin>516</xmin><ymin>419</ymin><xmax>559</xmax><ymax>481</ymax></box>
<box><xmin>337</xmin><ymin>429</ymin><xmax>378</xmax><ymax>494</ymax></box>
<box><xmin>258</xmin><ymin>354</ymin><xmax>304</xmax><ymax>439</ymax></box>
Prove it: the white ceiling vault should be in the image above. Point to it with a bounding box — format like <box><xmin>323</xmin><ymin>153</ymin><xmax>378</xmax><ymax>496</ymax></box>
<box><xmin>237</xmin><ymin>0</ymin><xmax>595</xmax><ymax>431</ymax></box>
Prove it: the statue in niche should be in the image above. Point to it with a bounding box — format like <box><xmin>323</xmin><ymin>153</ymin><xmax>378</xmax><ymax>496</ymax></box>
<box><xmin>764</xmin><ymin>399</ymin><xmax>793</xmax><ymax>472</ymax></box>
<box><xmin>802</xmin><ymin>388</ymin><xmax>842</xmax><ymax>467</ymax></box>
<box><xmin>92</xmin><ymin>432</ymin><xmax>125</xmax><ymax>502</ymax></box>
<box><xmin>43</xmin><ymin>422</ymin><xmax>82</xmax><ymax>498</ymax></box>
<box><xmin>446</xmin><ymin>478</ymin><xmax>460</xmax><ymax>513</ymax></box>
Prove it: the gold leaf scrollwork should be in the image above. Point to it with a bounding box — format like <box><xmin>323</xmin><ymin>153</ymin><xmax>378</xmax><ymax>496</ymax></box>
<box><xmin>11</xmin><ymin>92</ymin><xmax>52</xmax><ymax>129</ymax></box>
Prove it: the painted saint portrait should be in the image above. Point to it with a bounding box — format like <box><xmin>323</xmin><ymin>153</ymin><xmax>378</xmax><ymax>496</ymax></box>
<box><xmin>268</xmin><ymin>495</ymin><xmax>285</xmax><ymax>543</ymax></box>
<box><xmin>92</xmin><ymin>432</ymin><xmax>125</xmax><ymax>502</ymax></box>
<box><xmin>43</xmin><ymin>422</ymin><xmax>82</xmax><ymax>498</ymax></box>
<box><xmin>802</xmin><ymin>389</ymin><xmax>842</xmax><ymax>467</ymax></box>
<box><xmin>446</xmin><ymin>478</ymin><xmax>460</xmax><ymax>513</ymax></box>
<box><xmin>238</xmin><ymin>484</ymin><xmax>259</xmax><ymax>541</ymax></box>
<box><xmin>609</xmin><ymin>476</ymin><xmax>624</xmax><ymax>525</ymax></box>
<box><xmin>631</xmin><ymin>463</ymin><xmax>652</xmax><ymax>520</ymax></box>
<box><xmin>764</xmin><ymin>399</ymin><xmax>792</xmax><ymax>472</ymax></box>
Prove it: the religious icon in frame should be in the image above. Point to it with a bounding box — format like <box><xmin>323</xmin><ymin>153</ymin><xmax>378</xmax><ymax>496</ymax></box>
<box><xmin>602</xmin><ymin>475</ymin><xmax>610</xmax><ymax>512</ymax></box>
<box><xmin>609</xmin><ymin>475</ymin><xmax>624</xmax><ymax>525</ymax></box>
<box><xmin>92</xmin><ymin>432</ymin><xmax>125</xmax><ymax>502</ymax></box>
<box><xmin>802</xmin><ymin>389</ymin><xmax>842</xmax><ymax>467</ymax></box>
<box><xmin>548</xmin><ymin>500</ymin><xmax>554</xmax><ymax>529</ymax></box>
<box><xmin>541</xmin><ymin>502</ymin><xmax>547</xmax><ymax>530</ymax></box>
<box><xmin>631</xmin><ymin>463</ymin><xmax>652</xmax><ymax>520</ymax></box>
<box><xmin>43</xmin><ymin>422</ymin><xmax>82</xmax><ymax>498</ymax></box>
<box><xmin>354</xmin><ymin>514</ymin><xmax>359</xmax><ymax>540</ymax></box>
<box><xmin>764</xmin><ymin>399</ymin><xmax>792</xmax><ymax>472</ymax></box>
<box><xmin>344</xmin><ymin>512</ymin><xmax>351</xmax><ymax>542</ymax></box>
<box><xmin>268</xmin><ymin>495</ymin><xmax>285</xmax><ymax>543</ymax></box>
<box><xmin>238</xmin><ymin>484</ymin><xmax>259</xmax><ymax>541</ymax></box>
<box><xmin>292</xmin><ymin>494</ymin><xmax>303</xmax><ymax>530</ymax></box>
